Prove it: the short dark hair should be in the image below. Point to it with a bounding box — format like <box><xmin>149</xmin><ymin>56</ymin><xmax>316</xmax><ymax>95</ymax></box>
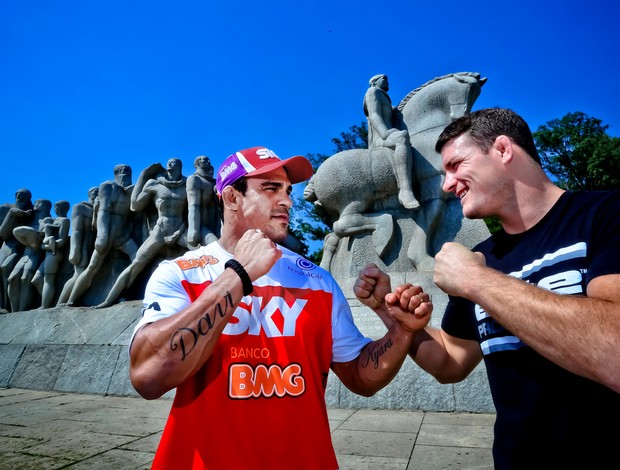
<box><xmin>435</xmin><ymin>108</ymin><xmax>541</xmax><ymax>165</ymax></box>
<box><xmin>218</xmin><ymin>177</ymin><xmax>247</xmax><ymax>222</ymax></box>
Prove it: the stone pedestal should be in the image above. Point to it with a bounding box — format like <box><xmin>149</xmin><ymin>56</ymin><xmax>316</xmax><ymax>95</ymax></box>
<box><xmin>318</xmin><ymin>197</ymin><xmax>495</xmax><ymax>412</ymax></box>
<box><xmin>0</xmin><ymin>268</ymin><xmax>495</xmax><ymax>412</ymax></box>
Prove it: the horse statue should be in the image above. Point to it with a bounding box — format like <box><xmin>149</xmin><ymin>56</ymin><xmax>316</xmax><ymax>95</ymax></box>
<box><xmin>304</xmin><ymin>72</ymin><xmax>488</xmax><ymax>274</ymax></box>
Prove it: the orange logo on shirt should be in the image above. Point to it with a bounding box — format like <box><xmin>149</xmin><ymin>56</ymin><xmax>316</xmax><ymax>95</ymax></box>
<box><xmin>175</xmin><ymin>255</ymin><xmax>219</xmax><ymax>271</ymax></box>
<box><xmin>228</xmin><ymin>363</ymin><xmax>305</xmax><ymax>399</ymax></box>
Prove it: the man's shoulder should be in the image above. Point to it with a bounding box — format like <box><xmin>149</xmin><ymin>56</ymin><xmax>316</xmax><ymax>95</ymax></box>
<box><xmin>187</xmin><ymin>173</ymin><xmax>214</xmax><ymax>187</ymax></box>
<box><xmin>97</xmin><ymin>180</ymin><xmax>115</xmax><ymax>192</ymax></box>
<box><xmin>154</xmin><ymin>176</ymin><xmax>186</xmax><ymax>190</ymax></box>
<box><xmin>276</xmin><ymin>247</ymin><xmax>337</xmax><ymax>284</ymax></box>
<box><xmin>100</xmin><ymin>180</ymin><xmax>132</xmax><ymax>195</ymax></box>
<box><xmin>562</xmin><ymin>189</ymin><xmax>620</xmax><ymax>212</ymax></box>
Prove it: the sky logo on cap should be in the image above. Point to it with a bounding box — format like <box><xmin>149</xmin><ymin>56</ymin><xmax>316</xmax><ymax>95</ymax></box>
<box><xmin>255</xmin><ymin>148</ymin><xmax>279</xmax><ymax>160</ymax></box>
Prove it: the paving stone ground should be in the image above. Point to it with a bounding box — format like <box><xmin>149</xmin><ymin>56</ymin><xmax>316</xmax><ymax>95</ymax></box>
<box><xmin>0</xmin><ymin>388</ymin><xmax>495</xmax><ymax>469</ymax></box>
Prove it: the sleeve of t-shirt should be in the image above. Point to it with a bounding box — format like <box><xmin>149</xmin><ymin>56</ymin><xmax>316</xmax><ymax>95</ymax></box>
<box><xmin>130</xmin><ymin>260</ymin><xmax>191</xmax><ymax>348</ymax></box>
<box><xmin>587</xmin><ymin>190</ymin><xmax>620</xmax><ymax>283</ymax></box>
<box><xmin>441</xmin><ymin>295</ymin><xmax>479</xmax><ymax>341</ymax></box>
<box><xmin>330</xmin><ymin>281</ymin><xmax>372</xmax><ymax>363</ymax></box>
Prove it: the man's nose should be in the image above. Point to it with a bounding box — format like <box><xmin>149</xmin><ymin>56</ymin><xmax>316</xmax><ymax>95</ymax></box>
<box><xmin>442</xmin><ymin>172</ymin><xmax>457</xmax><ymax>193</ymax></box>
<box><xmin>282</xmin><ymin>194</ymin><xmax>293</xmax><ymax>207</ymax></box>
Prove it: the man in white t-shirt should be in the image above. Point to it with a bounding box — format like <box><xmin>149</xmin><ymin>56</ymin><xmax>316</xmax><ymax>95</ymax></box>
<box><xmin>129</xmin><ymin>146</ymin><xmax>434</xmax><ymax>469</ymax></box>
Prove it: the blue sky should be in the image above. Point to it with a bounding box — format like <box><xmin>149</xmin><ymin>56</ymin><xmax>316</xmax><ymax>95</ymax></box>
<box><xmin>1</xmin><ymin>0</ymin><xmax>618</xmax><ymax>217</ymax></box>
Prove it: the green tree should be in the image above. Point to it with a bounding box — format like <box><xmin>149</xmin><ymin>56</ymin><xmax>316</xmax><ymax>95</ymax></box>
<box><xmin>331</xmin><ymin>122</ymin><xmax>368</xmax><ymax>152</ymax></box>
<box><xmin>290</xmin><ymin>122</ymin><xmax>368</xmax><ymax>263</ymax></box>
<box><xmin>533</xmin><ymin>111</ymin><xmax>620</xmax><ymax>190</ymax></box>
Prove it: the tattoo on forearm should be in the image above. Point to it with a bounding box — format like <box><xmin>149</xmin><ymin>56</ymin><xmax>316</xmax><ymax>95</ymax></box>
<box><xmin>169</xmin><ymin>291</ymin><xmax>234</xmax><ymax>360</ymax></box>
<box><xmin>361</xmin><ymin>339</ymin><xmax>394</xmax><ymax>369</ymax></box>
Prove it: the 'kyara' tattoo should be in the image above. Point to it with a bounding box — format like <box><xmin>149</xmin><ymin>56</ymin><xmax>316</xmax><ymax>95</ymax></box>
<box><xmin>169</xmin><ymin>291</ymin><xmax>234</xmax><ymax>360</ymax></box>
<box><xmin>361</xmin><ymin>339</ymin><xmax>394</xmax><ymax>369</ymax></box>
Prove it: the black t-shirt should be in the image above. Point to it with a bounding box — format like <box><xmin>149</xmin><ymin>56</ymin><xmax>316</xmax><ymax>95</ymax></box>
<box><xmin>442</xmin><ymin>190</ymin><xmax>620</xmax><ymax>469</ymax></box>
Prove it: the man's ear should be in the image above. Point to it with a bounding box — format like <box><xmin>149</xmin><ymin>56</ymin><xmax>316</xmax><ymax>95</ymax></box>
<box><xmin>220</xmin><ymin>186</ymin><xmax>239</xmax><ymax>212</ymax></box>
<box><xmin>493</xmin><ymin>135</ymin><xmax>513</xmax><ymax>163</ymax></box>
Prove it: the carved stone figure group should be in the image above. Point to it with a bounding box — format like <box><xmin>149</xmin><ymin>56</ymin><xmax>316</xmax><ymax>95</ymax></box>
<box><xmin>0</xmin><ymin>156</ymin><xmax>220</xmax><ymax>313</ymax></box>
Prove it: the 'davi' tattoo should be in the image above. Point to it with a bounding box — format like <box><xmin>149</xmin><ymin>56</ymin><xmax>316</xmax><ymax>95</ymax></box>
<box><xmin>169</xmin><ymin>291</ymin><xmax>234</xmax><ymax>360</ymax></box>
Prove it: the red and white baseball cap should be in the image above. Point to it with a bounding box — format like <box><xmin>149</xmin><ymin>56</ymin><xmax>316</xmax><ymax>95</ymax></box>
<box><xmin>215</xmin><ymin>146</ymin><xmax>313</xmax><ymax>195</ymax></box>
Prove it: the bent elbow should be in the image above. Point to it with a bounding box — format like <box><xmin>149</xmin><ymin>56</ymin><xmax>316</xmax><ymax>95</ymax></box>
<box><xmin>345</xmin><ymin>386</ymin><xmax>378</xmax><ymax>398</ymax></box>
<box><xmin>355</xmin><ymin>388</ymin><xmax>377</xmax><ymax>398</ymax></box>
<box><xmin>435</xmin><ymin>375</ymin><xmax>461</xmax><ymax>385</ymax></box>
<box><xmin>431</xmin><ymin>368</ymin><xmax>470</xmax><ymax>385</ymax></box>
<box><xmin>343</xmin><ymin>378</ymin><xmax>388</xmax><ymax>398</ymax></box>
<box><xmin>136</xmin><ymin>387</ymin><xmax>165</xmax><ymax>401</ymax></box>
<box><xmin>130</xmin><ymin>370</ymin><xmax>168</xmax><ymax>401</ymax></box>
<box><xmin>131</xmin><ymin>378</ymin><xmax>164</xmax><ymax>400</ymax></box>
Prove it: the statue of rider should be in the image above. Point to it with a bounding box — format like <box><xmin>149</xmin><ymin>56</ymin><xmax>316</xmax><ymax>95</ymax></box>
<box><xmin>363</xmin><ymin>74</ymin><xmax>419</xmax><ymax>210</ymax></box>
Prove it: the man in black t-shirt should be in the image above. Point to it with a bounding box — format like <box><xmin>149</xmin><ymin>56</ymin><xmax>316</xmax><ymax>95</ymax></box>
<box><xmin>355</xmin><ymin>108</ymin><xmax>620</xmax><ymax>469</ymax></box>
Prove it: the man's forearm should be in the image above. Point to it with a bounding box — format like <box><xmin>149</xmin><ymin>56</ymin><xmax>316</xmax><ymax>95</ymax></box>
<box><xmin>462</xmin><ymin>267</ymin><xmax>620</xmax><ymax>390</ymax></box>
<box><xmin>351</xmin><ymin>325</ymin><xmax>413</xmax><ymax>395</ymax></box>
<box><xmin>130</xmin><ymin>270</ymin><xmax>247</xmax><ymax>399</ymax></box>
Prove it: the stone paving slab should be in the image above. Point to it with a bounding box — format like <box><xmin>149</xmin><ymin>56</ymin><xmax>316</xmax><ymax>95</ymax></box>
<box><xmin>408</xmin><ymin>446</ymin><xmax>494</xmax><ymax>470</ymax></box>
<box><xmin>0</xmin><ymin>388</ymin><xmax>495</xmax><ymax>469</ymax></box>
<box><xmin>332</xmin><ymin>428</ymin><xmax>417</xmax><ymax>459</ymax></box>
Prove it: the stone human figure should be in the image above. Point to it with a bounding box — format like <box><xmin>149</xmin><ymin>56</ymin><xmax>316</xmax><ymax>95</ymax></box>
<box><xmin>0</xmin><ymin>189</ymin><xmax>34</xmax><ymax>312</ymax></box>
<box><xmin>363</xmin><ymin>74</ymin><xmax>419</xmax><ymax>209</ymax></box>
<box><xmin>32</xmin><ymin>200</ymin><xmax>71</xmax><ymax>308</ymax></box>
<box><xmin>95</xmin><ymin>158</ymin><xmax>188</xmax><ymax>308</ymax></box>
<box><xmin>66</xmin><ymin>164</ymin><xmax>138</xmax><ymax>306</ymax></box>
<box><xmin>8</xmin><ymin>199</ymin><xmax>52</xmax><ymax>312</ymax></box>
<box><xmin>56</xmin><ymin>187</ymin><xmax>98</xmax><ymax>305</ymax></box>
<box><xmin>186</xmin><ymin>155</ymin><xmax>220</xmax><ymax>249</ymax></box>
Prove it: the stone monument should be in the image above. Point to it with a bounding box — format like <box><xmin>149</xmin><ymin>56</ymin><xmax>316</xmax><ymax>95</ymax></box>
<box><xmin>305</xmin><ymin>72</ymin><xmax>495</xmax><ymax>412</ymax></box>
<box><xmin>0</xmin><ymin>73</ymin><xmax>496</xmax><ymax>413</ymax></box>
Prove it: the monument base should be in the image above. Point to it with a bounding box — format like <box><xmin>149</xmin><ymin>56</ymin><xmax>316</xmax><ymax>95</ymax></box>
<box><xmin>0</xmin><ymin>290</ymin><xmax>494</xmax><ymax>412</ymax></box>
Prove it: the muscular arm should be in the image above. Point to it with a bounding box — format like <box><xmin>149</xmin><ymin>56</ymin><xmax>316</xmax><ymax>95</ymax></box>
<box><xmin>331</xmin><ymin>324</ymin><xmax>413</xmax><ymax>396</ymax></box>
<box><xmin>0</xmin><ymin>208</ymin><xmax>32</xmax><ymax>240</ymax></box>
<box><xmin>353</xmin><ymin>263</ymin><xmax>482</xmax><ymax>385</ymax></box>
<box><xmin>405</xmin><ymin>327</ymin><xmax>482</xmax><ymax>383</ymax></box>
<box><xmin>130</xmin><ymin>268</ymin><xmax>247</xmax><ymax>399</ymax></box>
<box><xmin>333</xmin><ymin>268</ymin><xmax>433</xmax><ymax>396</ymax></box>
<box><xmin>186</xmin><ymin>175</ymin><xmax>201</xmax><ymax>245</ymax></box>
<box><xmin>129</xmin><ymin>229</ymin><xmax>280</xmax><ymax>399</ymax></box>
<box><xmin>131</xmin><ymin>163</ymin><xmax>162</xmax><ymax>212</ymax></box>
<box><xmin>435</xmin><ymin>242</ymin><xmax>620</xmax><ymax>392</ymax></box>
